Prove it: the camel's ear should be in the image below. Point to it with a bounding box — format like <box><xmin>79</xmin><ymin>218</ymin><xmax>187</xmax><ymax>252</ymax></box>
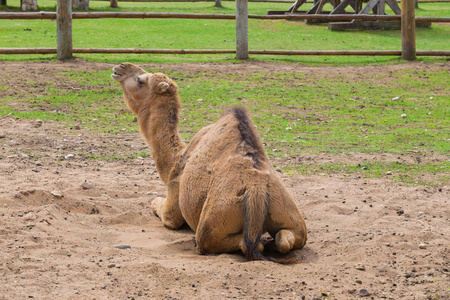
<box><xmin>155</xmin><ymin>82</ymin><xmax>170</xmax><ymax>94</ymax></box>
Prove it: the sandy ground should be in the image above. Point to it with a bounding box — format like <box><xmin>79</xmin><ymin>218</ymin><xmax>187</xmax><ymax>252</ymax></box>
<box><xmin>0</xmin><ymin>61</ymin><xmax>449</xmax><ymax>300</ymax></box>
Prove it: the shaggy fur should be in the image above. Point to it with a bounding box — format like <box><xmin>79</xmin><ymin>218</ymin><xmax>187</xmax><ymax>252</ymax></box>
<box><xmin>112</xmin><ymin>63</ymin><xmax>307</xmax><ymax>261</ymax></box>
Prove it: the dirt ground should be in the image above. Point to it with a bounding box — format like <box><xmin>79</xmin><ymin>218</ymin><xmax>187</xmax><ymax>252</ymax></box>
<box><xmin>0</xmin><ymin>61</ymin><xmax>449</xmax><ymax>300</ymax></box>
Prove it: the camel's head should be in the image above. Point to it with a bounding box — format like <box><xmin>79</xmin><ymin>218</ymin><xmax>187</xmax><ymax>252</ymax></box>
<box><xmin>111</xmin><ymin>63</ymin><xmax>178</xmax><ymax>115</ymax></box>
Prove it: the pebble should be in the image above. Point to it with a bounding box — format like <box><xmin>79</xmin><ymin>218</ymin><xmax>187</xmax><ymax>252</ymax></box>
<box><xmin>275</xmin><ymin>167</ymin><xmax>282</xmax><ymax>173</ymax></box>
<box><xmin>380</xmin><ymin>264</ymin><xmax>388</xmax><ymax>272</ymax></box>
<box><xmin>392</xmin><ymin>96</ymin><xmax>400</xmax><ymax>101</ymax></box>
<box><xmin>419</xmin><ymin>243</ymin><xmax>427</xmax><ymax>249</ymax></box>
<box><xmin>355</xmin><ymin>263</ymin><xmax>366</xmax><ymax>271</ymax></box>
<box><xmin>359</xmin><ymin>289</ymin><xmax>371</xmax><ymax>297</ymax></box>
<box><xmin>74</xmin><ymin>124</ymin><xmax>81</xmax><ymax>130</ymax></box>
<box><xmin>107</xmin><ymin>263</ymin><xmax>116</xmax><ymax>268</ymax></box>
<box><xmin>20</xmin><ymin>153</ymin><xmax>30</xmax><ymax>159</ymax></box>
<box><xmin>114</xmin><ymin>244</ymin><xmax>131</xmax><ymax>249</ymax></box>
<box><xmin>0</xmin><ymin>132</ymin><xmax>5</xmax><ymax>139</ymax></box>
<box><xmin>356</xmin><ymin>280</ymin><xmax>362</xmax><ymax>284</ymax></box>
<box><xmin>132</xmin><ymin>117</ymin><xmax>138</xmax><ymax>122</ymax></box>
<box><xmin>401</xmin><ymin>114</ymin><xmax>407</xmax><ymax>118</ymax></box>
<box><xmin>386</xmin><ymin>171</ymin><xmax>392</xmax><ymax>175</ymax></box>
<box><xmin>34</xmin><ymin>120</ymin><xmax>43</xmax><ymax>128</ymax></box>
<box><xmin>147</xmin><ymin>192</ymin><xmax>158</xmax><ymax>195</ymax></box>
<box><xmin>82</xmin><ymin>182</ymin><xmax>95</xmax><ymax>190</ymax></box>
<box><xmin>51</xmin><ymin>191</ymin><xmax>63</xmax><ymax>198</ymax></box>
<box><xmin>65</xmin><ymin>154</ymin><xmax>75</xmax><ymax>160</ymax></box>
<box><xmin>35</xmin><ymin>161</ymin><xmax>42</xmax><ymax>166</ymax></box>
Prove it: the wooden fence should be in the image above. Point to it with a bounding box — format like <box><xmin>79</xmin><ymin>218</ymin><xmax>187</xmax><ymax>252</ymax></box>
<box><xmin>0</xmin><ymin>0</ymin><xmax>449</xmax><ymax>60</ymax></box>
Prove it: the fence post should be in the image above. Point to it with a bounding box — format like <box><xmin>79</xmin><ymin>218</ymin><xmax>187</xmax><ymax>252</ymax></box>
<box><xmin>401</xmin><ymin>0</ymin><xmax>416</xmax><ymax>61</ymax></box>
<box><xmin>57</xmin><ymin>0</ymin><xmax>73</xmax><ymax>60</ymax></box>
<box><xmin>236</xmin><ymin>0</ymin><xmax>248</xmax><ymax>60</ymax></box>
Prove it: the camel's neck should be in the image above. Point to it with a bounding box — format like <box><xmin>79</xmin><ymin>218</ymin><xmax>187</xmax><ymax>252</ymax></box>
<box><xmin>137</xmin><ymin>103</ymin><xmax>185</xmax><ymax>185</ymax></box>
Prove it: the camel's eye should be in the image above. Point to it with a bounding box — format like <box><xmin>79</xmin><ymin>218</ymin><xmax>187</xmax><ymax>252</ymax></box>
<box><xmin>137</xmin><ymin>78</ymin><xmax>143</xmax><ymax>86</ymax></box>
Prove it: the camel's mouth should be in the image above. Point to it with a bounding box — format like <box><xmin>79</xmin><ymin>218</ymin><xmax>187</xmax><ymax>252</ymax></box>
<box><xmin>111</xmin><ymin>66</ymin><xmax>125</xmax><ymax>81</ymax></box>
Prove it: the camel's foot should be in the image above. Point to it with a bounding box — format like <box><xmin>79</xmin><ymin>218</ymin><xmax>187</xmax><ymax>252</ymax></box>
<box><xmin>275</xmin><ymin>229</ymin><xmax>296</xmax><ymax>254</ymax></box>
<box><xmin>151</xmin><ymin>197</ymin><xmax>165</xmax><ymax>218</ymax></box>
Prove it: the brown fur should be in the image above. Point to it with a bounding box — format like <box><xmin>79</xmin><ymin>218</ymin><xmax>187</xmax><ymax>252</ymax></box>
<box><xmin>112</xmin><ymin>63</ymin><xmax>307</xmax><ymax>262</ymax></box>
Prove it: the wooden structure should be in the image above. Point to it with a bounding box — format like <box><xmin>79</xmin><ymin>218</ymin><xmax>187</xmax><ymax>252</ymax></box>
<box><xmin>269</xmin><ymin>0</ymin><xmax>406</xmax><ymax>29</ymax></box>
<box><xmin>287</xmin><ymin>0</ymin><xmax>401</xmax><ymax>15</ymax></box>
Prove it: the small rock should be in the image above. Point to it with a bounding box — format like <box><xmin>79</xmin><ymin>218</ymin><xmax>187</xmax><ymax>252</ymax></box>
<box><xmin>23</xmin><ymin>212</ymin><xmax>34</xmax><ymax>221</ymax></box>
<box><xmin>132</xmin><ymin>117</ymin><xmax>138</xmax><ymax>122</ymax></box>
<box><xmin>35</xmin><ymin>161</ymin><xmax>42</xmax><ymax>166</ymax></box>
<box><xmin>0</xmin><ymin>132</ymin><xmax>5</xmax><ymax>139</ymax></box>
<box><xmin>419</xmin><ymin>243</ymin><xmax>427</xmax><ymax>249</ymax></box>
<box><xmin>197</xmin><ymin>98</ymin><xmax>203</xmax><ymax>102</ymax></box>
<box><xmin>275</xmin><ymin>167</ymin><xmax>282</xmax><ymax>173</ymax></box>
<box><xmin>107</xmin><ymin>263</ymin><xmax>116</xmax><ymax>268</ymax></box>
<box><xmin>74</xmin><ymin>124</ymin><xmax>81</xmax><ymax>130</ymax></box>
<box><xmin>20</xmin><ymin>153</ymin><xmax>30</xmax><ymax>159</ymax></box>
<box><xmin>401</xmin><ymin>114</ymin><xmax>407</xmax><ymax>118</ymax></box>
<box><xmin>51</xmin><ymin>191</ymin><xmax>63</xmax><ymax>198</ymax></box>
<box><xmin>114</xmin><ymin>244</ymin><xmax>131</xmax><ymax>250</ymax></box>
<box><xmin>359</xmin><ymin>289</ymin><xmax>371</xmax><ymax>297</ymax></box>
<box><xmin>386</xmin><ymin>171</ymin><xmax>392</xmax><ymax>175</ymax></box>
<box><xmin>15</xmin><ymin>193</ymin><xmax>22</xmax><ymax>199</ymax></box>
<box><xmin>356</xmin><ymin>280</ymin><xmax>362</xmax><ymax>284</ymax></box>
<box><xmin>34</xmin><ymin>120</ymin><xmax>43</xmax><ymax>128</ymax></box>
<box><xmin>380</xmin><ymin>264</ymin><xmax>388</xmax><ymax>272</ymax></box>
<box><xmin>392</xmin><ymin>96</ymin><xmax>400</xmax><ymax>101</ymax></box>
<box><xmin>355</xmin><ymin>263</ymin><xmax>366</xmax><ymax>271</ymax></box>
<box><xmin>147</xmin><ymin>192</ymin><xmax>158</xmax><ymax>195</ymax></box>
<box><xmin>82</xmin><ymin>181</ymin><xmax>95</xmax><ymax>190</ymax></box>
<box><xmin>65</xmin><ymin>154</ymin><xmax>75</xmax><ymax>160</ymax></box>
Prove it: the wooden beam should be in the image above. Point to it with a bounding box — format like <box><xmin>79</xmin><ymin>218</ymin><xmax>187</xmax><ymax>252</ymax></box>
<box><xmin>236</xmin><ymin>0</ymin><xmax>249</xmax><ymax>59</ymax></box>
<box><xmin>56</xmin><ymin>0</ymin><xmax>72</xmax><ymax>60</ymax></box>
<box><xmin>401</xmin><ymin>0</ymin><xmax>416</xmax><ymax>60</ymax></box>
<box><xmin>1</xmin><ymin>48</ymin><xmax>449</xmax><ymax>56</ymax></box>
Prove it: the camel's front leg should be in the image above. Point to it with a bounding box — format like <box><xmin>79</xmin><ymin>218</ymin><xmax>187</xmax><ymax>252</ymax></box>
<box><xmin>151</xmin><ymin>181</ymin><xmax>185</xmax><ymax>229</ymax></box>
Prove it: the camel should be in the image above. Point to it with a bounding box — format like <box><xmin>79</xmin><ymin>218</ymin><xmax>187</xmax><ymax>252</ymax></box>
<box><xmin>111</xmin><ymin>63</ymin><xmax>307</xmax><ymax>262</ymax></box>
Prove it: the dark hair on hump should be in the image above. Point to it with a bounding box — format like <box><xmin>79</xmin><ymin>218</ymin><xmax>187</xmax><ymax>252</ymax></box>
<box><xmin>222</xmin><ymin>106</ymin><xmax>264</xmax><ymax>168</ymax></box>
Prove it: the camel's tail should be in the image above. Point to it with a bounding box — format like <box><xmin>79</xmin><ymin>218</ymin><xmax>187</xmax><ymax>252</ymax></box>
<box><xmin>242</xmin><ymin>170</ymin><xmax>300</xmax><ymax>265</ymax></box>
<box><xmin>242</xmin><ymin>171</ymin><xmax>269</xmax><ymax>262</ymax></box>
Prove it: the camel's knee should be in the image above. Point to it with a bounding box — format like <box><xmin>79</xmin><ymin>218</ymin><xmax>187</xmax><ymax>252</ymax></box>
<box><xmin>151</xmin><ymin>197</ymin><xmax>165</xmax><ymax>217</ymax></box>
<box><xmin>275</xmin><ymin>230</ymin><xmax>295</xmax><ymax>254</ymax></box>
<box><xmin>151</xmin><ymin>197</ymin><xmax>184</xmax><ymax>229</ymax></box>
<box><xmin>275</xmin><ymin>229</ymin><xmax>307</xmax><ymax>254</ymax></box>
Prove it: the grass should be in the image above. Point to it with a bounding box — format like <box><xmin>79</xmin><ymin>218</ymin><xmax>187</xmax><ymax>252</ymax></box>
<box><xmin>0</xmin><ymin>1</ymin><xmax>449</xmax><ymax>186</ymax></box>
<box><xmin>0</xmin><ymin>65</ymin><xmax>448</xmax><ymax>186</ymax></box>
<box><xmin>1</xmin><ymin>1</ymin><xmax>449</xmax><ymax>64</ymax></box>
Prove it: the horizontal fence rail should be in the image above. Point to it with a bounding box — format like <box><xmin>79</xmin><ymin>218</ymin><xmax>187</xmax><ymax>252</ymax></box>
<box><xmin>0</xmin><ymin>12</ymin><xmax>449</xmax><ymax>23</ymax></box>
<box><xmin>1</xmin><ymin>48</ymin><xmax>449</xmax><ymax>56</ymax></box>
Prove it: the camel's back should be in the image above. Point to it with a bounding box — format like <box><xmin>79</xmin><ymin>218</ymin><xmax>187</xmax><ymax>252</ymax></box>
<box><xmin>184</xmin><ymin>106</ymin><xmax>269</xmax><ymax>169</ymax></box>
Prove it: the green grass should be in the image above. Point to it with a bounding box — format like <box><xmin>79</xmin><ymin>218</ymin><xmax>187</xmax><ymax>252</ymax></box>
<box><xmin>1</xmin><ymin>0</ymin><xmax>449</xmax><ymax>64</ymax></box>
<box><xmin>0</xmin><ymin>65</ymin><xmax>448</xmax><ymax>186</ymax></box>
<box><xmin>0</xmin><ymin>1</ymin><xmax>449</xmax><ymax>186</ymax></box>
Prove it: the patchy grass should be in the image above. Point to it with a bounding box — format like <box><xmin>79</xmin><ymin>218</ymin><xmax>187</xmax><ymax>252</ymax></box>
<box><xmin>0</xmin><ymin>63</ymin><xmax>448</xmax><ymax>186</ymax></box>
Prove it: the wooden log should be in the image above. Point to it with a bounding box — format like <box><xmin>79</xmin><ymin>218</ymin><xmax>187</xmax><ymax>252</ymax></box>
<box><xmin>57</xmin><ymin>0</ymin><xmax>73</xmax><ymax>60</ymax></box>
<box><xmin>401</xmin><ymin>0</ymin><xmax>416</xmax><ymax>60</ymax></box>
<box><xmin>1</xmin><ymin>48</ymin><xmax>449</xmax><ymax>56</ymax></box>
<box><xmin>0</xmin><ymin>12</ymin><xmax>449</xmax><ymax>23</ymax></box>
<box><xmin>236</xmin><ymin>0</ymin><xmax>249</xmax><ymax>59</ymax></box>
